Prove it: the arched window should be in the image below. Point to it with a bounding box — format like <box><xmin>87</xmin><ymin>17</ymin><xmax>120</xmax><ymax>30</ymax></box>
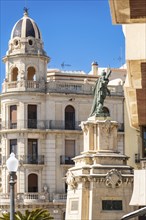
<box><xmin>11</xmin><ymin>67</ymin><xmax>18</xmax><ymax>81</ymax></box>
<box><xmin>103</xmin><ymin>106</ymin><xmax>110</xmax><ymax>116</ymax></box>
<box><xmin>65</xmin><ymin>105</ymin><xmax>75</xmax><ymax>130</ymax></box>
<box><xmin>28</xmin><ymin>173</ymin><xmax>38</xmax><ymax>192</ymax></box>
<box><xmin>27</xmin><ymin>67</ymin><xmax>36</xmax><ymax>81</ymax></box>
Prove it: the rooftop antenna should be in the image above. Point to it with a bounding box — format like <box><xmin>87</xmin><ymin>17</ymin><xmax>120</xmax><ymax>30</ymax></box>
<box><xmin>113</xmin><ymin>47</ymin><xmax>123</xmax><ymax>67</ymax></box>
<box><xmin>118</xmin><ymin>47</ymin><xmax>123</xmax><ymax>67</ymax></box>
<box><xmin>61</xmin><ymin>62</ymin><xmax>71</xmax><ymax>69</ymax></box>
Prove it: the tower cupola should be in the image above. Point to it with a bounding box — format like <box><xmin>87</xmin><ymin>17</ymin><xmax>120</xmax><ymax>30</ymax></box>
<box><xmin>2</xmin><ymin>9</ymin><xmax>49</xmax><ymax>93</ymax></box>
<box><xmin>11</xmin><ymin>9</ymin><xmax>41</xmax><ymax>40</ymax></box>
<box><xmin>7</xmin><ymin>8</ymin><xmax>47</xmax><ymax>56</ymax></box>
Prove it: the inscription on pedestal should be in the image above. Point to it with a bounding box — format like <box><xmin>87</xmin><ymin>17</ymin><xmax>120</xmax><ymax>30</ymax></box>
<box><xmin>70</xmin><ymin>200</ymin><xmax>79</xmax><ymax>211</ymax></box>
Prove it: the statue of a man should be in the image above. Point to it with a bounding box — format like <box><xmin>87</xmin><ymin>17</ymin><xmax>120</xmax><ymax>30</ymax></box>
<box><xmin>89</xmin><ymin>69</ymin><xmax>111</xmax><ymax>117</ymax></box>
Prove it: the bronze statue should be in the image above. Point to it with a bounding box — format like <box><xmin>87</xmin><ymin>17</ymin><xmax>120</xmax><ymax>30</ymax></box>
<box><xmin>89</xmin><ymin>69</ymin><xmax>111</xmax><ymax>117</ymax></box>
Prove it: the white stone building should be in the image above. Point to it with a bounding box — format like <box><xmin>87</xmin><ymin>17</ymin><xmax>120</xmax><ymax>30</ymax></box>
<box><xmin>0</xmin><ymin>10</ymin><xmax>126</xmax><ymax>220</ymax></box>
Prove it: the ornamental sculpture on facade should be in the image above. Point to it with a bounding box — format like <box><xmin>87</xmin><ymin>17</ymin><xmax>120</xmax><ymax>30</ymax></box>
<box><xmin>66</xmin><ymin>171</ymin><xmax>77</xmax><ymax>189</ymax></box>
<box><xmin>105</xmin><ymin>169</ymin><xmax>122</xmax><ymax>188</ymax></box>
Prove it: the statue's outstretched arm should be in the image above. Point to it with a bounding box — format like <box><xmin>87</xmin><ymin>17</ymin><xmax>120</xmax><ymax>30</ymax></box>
<box><xmin>106</xmin><ymin>69</ymin><xmax>112</xmax><ymax>79</ymax></box>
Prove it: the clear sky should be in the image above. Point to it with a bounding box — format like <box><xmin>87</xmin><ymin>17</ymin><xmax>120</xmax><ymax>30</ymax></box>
<box><xmin>0</xmin><ymin>0</ymin><xmax>125</xmax><ymax>88</ymax></box>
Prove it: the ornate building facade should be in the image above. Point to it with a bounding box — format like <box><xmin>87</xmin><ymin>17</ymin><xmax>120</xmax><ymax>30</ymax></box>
<box><xmin>0</xmin><ymin>10</ymin><xmax>126</xmax><ymax>220</ymax></box>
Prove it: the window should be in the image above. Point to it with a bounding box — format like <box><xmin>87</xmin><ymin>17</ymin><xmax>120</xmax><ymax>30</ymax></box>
<box><xmin>142</xmin><ymin>126</ymin><xmax>146</xmax><ymax>157</ymax></box>
<box><xmin>11</xmin><ymin>67</ymin><xmax>18</xmax><ymax>81</ymax></box>
<box><xmin>28</xmin><ymin>39</ymin><xmax>33</xmax><ymax>45</ymax></box>
<box><xmin>102</xmin><ymin>200</ymin><xmax>122</xmax><ymax>211</ymax></box>
<box><xmin>65</xmin><ymin>105</ymin><xmax>75</xmax><ymax>130</ymax></box>
<box><xmin>28</xmin><ymin>105</ymin><xmax>37</xmax><ymax>128</ymax></box>
<box><xmin>28</xmin><ymin>139</ymin><xmax>38</xmax><ymax>164</ymax></box>
<box><xmin>28</xmin><ymin>174</ymin><xmax>38</xmax><ymax>192</ymax></box>
<box><xmin>65</xmin><ymin>140</ymin><xmax>75</xmax><ymax>164</ymax></box>
<box><xmin>10</xmin><ymin>139</ymin><xmax>17</xmax><ymax>155</ymax></box>
<box><xmin>10</xmin><ymin>105</ymin><xmax>17</xmax><ymax>129</ymax></box>
<box><xmin>130</xmin><ymin>0</ymin><xmax>146</xmax><ymax>19</ymax></box>
<box><xmin>27</xmin><ymin>67</ymin><xmax>36</xmax><ymax>80</ymax></box>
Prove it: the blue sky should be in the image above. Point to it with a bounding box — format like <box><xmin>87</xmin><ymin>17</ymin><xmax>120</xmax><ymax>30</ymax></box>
<box><xmin>0</xmin><ymin>0</ymin><xmax>125</xmax><ymax>88</ymax></box>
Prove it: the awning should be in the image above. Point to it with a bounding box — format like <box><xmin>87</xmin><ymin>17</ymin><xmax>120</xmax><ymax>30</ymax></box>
<box><xmin>121</xmin><ymin>207</ymin><xmax>146</xmax><ymax>220</ymax></box>
<box><xmin>130</xmin><ymin>170</ymin><xmax>146</xmax><ymax>206</ymax></box>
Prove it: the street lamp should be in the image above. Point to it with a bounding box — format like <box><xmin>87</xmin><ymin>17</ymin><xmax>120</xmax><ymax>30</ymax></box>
<box><xmin>6</xmin><ymin>153</ymin><xmax>19</xmax><ymax>220</ymax></box>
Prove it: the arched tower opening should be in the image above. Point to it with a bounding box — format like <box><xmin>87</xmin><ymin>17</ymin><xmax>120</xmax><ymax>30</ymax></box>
<box><xmin>27</xmin><ymin>67</ymin><xmax>36</xmax><ymax>80</ymax></box>
<box><xmin>11</xmin><ymin>67</ymin><xmax>18</xmax><ymax>81</ymax></box>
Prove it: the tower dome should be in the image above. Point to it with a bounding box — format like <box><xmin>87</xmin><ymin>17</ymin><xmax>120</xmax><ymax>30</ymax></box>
<box><xmin>11</xmin><ymin>9</ymin><xmax>41</xmax><ymax>40</ymax></box>
<box><xmin>6</xmin><ymin>8</ymin><xmax>48</xmax><ymax>57</ymax></box>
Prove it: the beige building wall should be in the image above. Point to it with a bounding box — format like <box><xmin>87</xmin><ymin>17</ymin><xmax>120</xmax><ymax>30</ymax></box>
<box><xmin>124</xmin><ymin>101</ymin><xmax>139</xmax><ymax>168</ymax></box>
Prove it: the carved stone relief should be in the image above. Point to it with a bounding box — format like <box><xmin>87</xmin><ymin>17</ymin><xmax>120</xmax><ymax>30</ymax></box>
<box><xmin>66</xmin><ymin>171</ymin><xmax>77</xmax><ymax>189</ymax></box>
<box><xmin>105</xmin><ymin>169</ymin><xmax>122</xmax><ymax>188</ymax></box>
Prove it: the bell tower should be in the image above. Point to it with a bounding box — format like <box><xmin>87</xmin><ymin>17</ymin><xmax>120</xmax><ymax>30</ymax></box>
<box><xmin>3</xmin><ymin>8</ymin><xmax>49</xmax><ymax>89</ymax></box>
<box><xmin>0</xmin><ymin>9</ymin><xmax>50</xmax><ymax>209</ymax></box>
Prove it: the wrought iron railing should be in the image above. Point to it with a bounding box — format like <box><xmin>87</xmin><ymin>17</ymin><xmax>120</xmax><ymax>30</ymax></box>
<box><xmin>60</xmin><ymin>155</ymin><xmax>75</xmax><ymax>165</ymax></box>
<box><xmin>0</xmin><ymin>120</ymin><xmax>81</xmax><ymax>130</ymax></box>
<box><xmin>22</xmin><ymin>155</ymin><xmax>45</xmax><ymax>165</ymax></box>
<box><xmin>2</xmin><ymin>155</ymin><xmax>45</xmax><ymax>165</ymax></box>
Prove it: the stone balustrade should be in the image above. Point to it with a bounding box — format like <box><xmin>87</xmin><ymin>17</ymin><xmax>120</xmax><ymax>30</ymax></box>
<box><xmin>0</xmin><ymin>192</ymin><xmax>67</xmax><ymax>205</ymax></box>
<box><xmin>0</xmin><ymin>192</ymin><xmax>49</xmax><ymax>205</ymax></box>
<box><xmin>53</xmin><ymin>193</ymin><xmax>67</xmax><ymax>203</ymax></box>
<box><xmin>2</xmin><ymin>80</ymin><xmax>45</xmax><ymax>93</ymax></box>
<box><xmin>2</xmin><ymin>80</ymin><xmax>124</xmax><ymax>96</ymax></box>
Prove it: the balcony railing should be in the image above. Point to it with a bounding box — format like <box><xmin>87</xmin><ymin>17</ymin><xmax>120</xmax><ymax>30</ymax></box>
<box><xmin>0</xmin><ymin>120</ymin><xmax>81</xmax><ymax>130</ymax></box>
<box><xmin>53</xmin><ymin>193</ymin><xmax>67</xmax><ymax>203</ymax></box>
<box><xmin>2</xmin><ymin>79</ymin><xmax>124</xmax><ymax>96</ymax></box>
<box><xmin>0</xmin><ymin>193</ymin><xmax>67</xmax><ymax>204</ymax></box>
<box><xmin>2</xmin><ymin>155</ymin><xmax>45</xmax><ymax>165</ymax></box>
<box><xmin>0</xmin><ymin>192</ymin><xmax>49</xmax><ymax>204</ymax></box>
<box><xmin>60</xmin><ymin>155</ymin><xmax>75</xmax><ymax>165</ymax></box>
<box><xmin>22</xmin><ymin>155</ymin><xmax>45</xmax><ymax>165</ymax></box>
<box><xmin>46</xmin><ymin>81</ymin><xmax>92</xmax><ymax>94</ymax></box>
<box><xmin>2</xmin><ymin>80</ymin><xmax>45</xmax><ymax>93</ymax></box>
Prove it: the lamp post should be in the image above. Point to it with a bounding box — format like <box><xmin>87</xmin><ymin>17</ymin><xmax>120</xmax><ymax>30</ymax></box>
<box><xmin>6</xmin><ymin>153</ymin><xmax>19</xmax><ymax>220</ymax></box>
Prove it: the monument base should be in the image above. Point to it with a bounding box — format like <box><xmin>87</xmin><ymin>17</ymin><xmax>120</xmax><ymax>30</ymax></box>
<box><xmin>65</xmin><ymin>118</ymin><xmax>134</xmax><ymax>220</ymax></box>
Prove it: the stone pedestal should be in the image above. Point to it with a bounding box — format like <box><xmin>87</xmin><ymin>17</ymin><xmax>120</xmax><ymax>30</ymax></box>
<box><xmin>65</xmin><ymin>117</ymin><xmax>135</xmax><ymax>220</ymax></box>
<box><xmin>81</xmin><ymin>117</ymin><xmax>118</xmax><ymax>152</ymax></box>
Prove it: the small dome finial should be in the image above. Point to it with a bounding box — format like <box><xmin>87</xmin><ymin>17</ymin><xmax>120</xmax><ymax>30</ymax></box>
<box><xmin>23</xmin><ymin>7</ymin><xmax>29</xmax><ymax>16</ymax></box>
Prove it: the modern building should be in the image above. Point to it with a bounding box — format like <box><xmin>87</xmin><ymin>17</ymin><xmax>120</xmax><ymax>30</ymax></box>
<box><xmin>0</xmin><ymin>9</ymin><xmax>126</xmax><ymax>220</ymax></box>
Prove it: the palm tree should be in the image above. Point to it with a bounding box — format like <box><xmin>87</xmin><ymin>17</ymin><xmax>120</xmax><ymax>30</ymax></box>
<box><xmin>0</xmin><ymin>208</ymin><xmax>54</xmax><ymax>220</ymax></box>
